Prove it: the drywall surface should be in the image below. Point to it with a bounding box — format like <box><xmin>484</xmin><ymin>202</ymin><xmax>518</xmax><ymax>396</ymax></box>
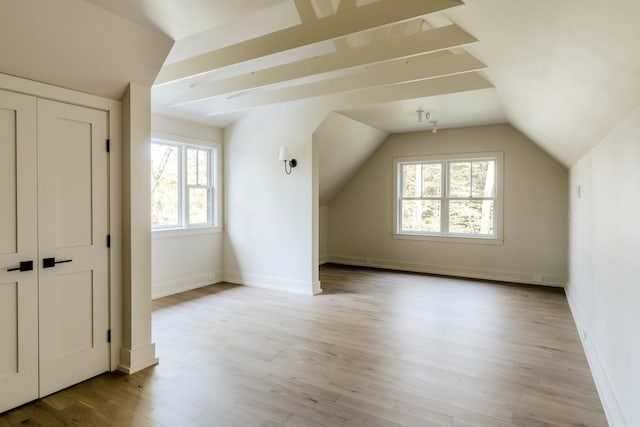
<box><xmin>150</xmin><ymin>114</ymin><xmax>223</xmax><ymax>298</ymax></box>
<box><xmin>152</xmin><ymin>113</ymin><xmax>223</xmax><ymax>143</ymax></box>
<box><xmin>315</xmin><ymin>112</ymin><xmax>388</xmax><ymax>204</ymax></box>
<box><xmin>328</xmin><ymin>124</ymin><xmax>568</xmax><ymax>285</ymax></box>
<box><xmin>0</xmin><ymin>0</ymin><xmax>172</xmax><ymax>99</ymax></box>
<box><xmin>567</xmin><ymin>107</ymin><xmax>640</xmax><ymax>427</ymax></box>
<box><xmin>319</xmin><ymin>205</ymin><xmax>329</xmax><ymax>264</ymax></box>
<box><xmin>223</xmin><ymin>103</ymin><xmax>326</xmax><ymax>295</ymax></box>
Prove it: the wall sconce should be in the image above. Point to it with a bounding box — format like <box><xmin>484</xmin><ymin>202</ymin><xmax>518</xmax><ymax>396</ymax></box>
<box><xmin>416</xmin><ymin>108</ymin><xmax>430</xmax><ymax>123</ymax></box>
<box><xmin>278</xmin><ymin>146</ymin><xmax>297</xmax><ymax>175</ymax></box>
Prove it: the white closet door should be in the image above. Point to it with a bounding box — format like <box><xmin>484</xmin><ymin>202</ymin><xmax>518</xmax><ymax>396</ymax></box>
<box><xmin>0</xmin><ymin>90</ymin><xmax>38</xmax><ymax>412</ymax></box>
<box><xmin>37</xmin><ymin>99</ymin><xmax>110</xmax><ymax>397</ymax></box>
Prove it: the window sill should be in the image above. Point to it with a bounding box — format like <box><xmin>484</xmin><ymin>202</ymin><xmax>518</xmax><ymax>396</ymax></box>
<box><xmin>393</xmin><ymin>233</ymin><xmax>504</xmax><ymax>245</ymax></box>
<box><xmin>152</xmin><ymin>226</ymin><xmax>222</xmax><ymax>240</ymax></box>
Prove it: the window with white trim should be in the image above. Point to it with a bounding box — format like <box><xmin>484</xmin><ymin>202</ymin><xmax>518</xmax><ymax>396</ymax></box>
<box><xmin>151</xmin><ymin>139</ymin><xmax>221</xmax><ymax>230</ymax></box>
<box><xmin>395</xmin><ymin>153</ymin><xmax>502</xmax><ymax>239</ymax></box>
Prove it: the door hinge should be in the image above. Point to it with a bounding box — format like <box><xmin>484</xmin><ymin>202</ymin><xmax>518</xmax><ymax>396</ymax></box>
<box><xmin>107</xmin><ymin>329</ymin><xmax>111</xmax><ymax>343</ymax></box>
<box><xmin>106</xmin><ymin>139</ymin><xmax>110</xmax><ymax>153</ymax></box>
<box><xmin>107</xmin><ymin>235</ymin><xmax>111</xmax><ymax>248</ymax></box>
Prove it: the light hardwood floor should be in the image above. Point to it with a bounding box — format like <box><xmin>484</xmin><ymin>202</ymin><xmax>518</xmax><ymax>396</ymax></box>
<box><xmin>1</xmin><ymin>265</ymin><xmax>607</xmax><ymax>426</ymax></box>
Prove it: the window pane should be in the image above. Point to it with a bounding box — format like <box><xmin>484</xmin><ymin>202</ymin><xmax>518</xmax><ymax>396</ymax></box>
<box><xmin>151</xmin><ymin>144</ymin><xmax>179</xmax><ymax>227</ymax></box>
<box><xmin>421</xmin><ymin>163</ymin><xmax>442</xmax><ymax>197</ymax></box>
<box><xmin>401</xmin><ymin>200</ymin><xmax>441</xmax><ymax>232</ymax></box>
<box><xmin>198</xmin><ymin>150</ymin><xmax>209</xmax><ymax>185</ymax></box>
<box><xmin>449</xmin><ymin>162</ymin><xmax>471</xmax><ymax>197</ymax></box>
<box><xmin>186</xmin><ymin>148</ymin><xmax>197</xmax><ymax>186</ymax></box>
<box><xmin>449</xmin><ymin>200</ymin><xmax>494</xmax><ymax>235</ymax></box>
<box><xmin>472</xmin><ymin>160</ymin><xmax>496</xmax><ymax>197</ymax></box>
<box><xmin>189</xmin><ymin>188</ymin><xmax>209</xmax><ymax>225</ymax></box>
<box><xmin>402</xmin><ymin>164</ymin><xmax>418</xmax><ymax>197</ymax></box>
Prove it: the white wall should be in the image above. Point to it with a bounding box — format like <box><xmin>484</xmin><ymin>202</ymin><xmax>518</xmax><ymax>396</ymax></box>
<box><xmin>327</xmin><ymin>124</ymin><xmax>569</xmax><ymax>286</ymax></box>
<box><xmin>319</xmin><ymin>205</ymin><xmax>329</xmax><ymax>264</ymax></box>
<box><xmin>223</xmin><ymin>103</ymin><xmax>326</xmax><ymax>295</ymax></box>
<box><xmin>567</xmin><ymin>107</ymin><xmax>640</xmax><ymax>427</ymax></box>
<box><xmin>315</xmin><ymin>112</ymin><xmax>388</xmax><ymax>204</ymax></box>
<box><xmin>150</xmin><ymin>114</ymin><xmax>224</xmax><ymax>299</ymax></box>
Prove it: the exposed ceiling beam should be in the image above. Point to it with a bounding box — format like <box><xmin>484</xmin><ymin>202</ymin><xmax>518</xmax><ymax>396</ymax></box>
<box><xmin>170</xmin><ymin>24</ymin><xmax>477</xmax><ymax>106</ymax></box>
<box><xmin>294</xmin><ymin>0</ymin><xmax>318</xmax><ymax>23</ymax></box>
<box><xmin>154</xmin><ymin>0</ymin><xmax>463</xmax><ymax>85</ymax></box>
<box><xmin>306</xmin><ymin>72</ymin><xmax>495</xmax><ymax>113</ymax></box>
<box><xmin>204</xmin><ymin>53</ymin><xmax>487</xmax><ymax>116</ymax></box>
<box><xmin>205</xmin><ymin>72</ymin><xmax>494</xmax><ymax>118</ymax></box>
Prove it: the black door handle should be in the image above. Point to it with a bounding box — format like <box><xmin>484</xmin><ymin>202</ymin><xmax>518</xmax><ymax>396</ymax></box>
<box><xmin>7</xmin><ymin>261</ymin><xmax>34</xmax><ymax>272</ymax></box>
<box><xmin>43</xmin><ymin>258</ymin><xmax>73</xmax><ymax>268</ymax></box>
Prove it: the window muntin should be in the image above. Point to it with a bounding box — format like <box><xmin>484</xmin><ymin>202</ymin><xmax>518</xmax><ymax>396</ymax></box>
<box><xmin>396</xmin><ymin>154</ymin><xmax>500</xmax><ymax>239</ymax></box>
<box><xmin>151</xmin><ymin>140</ymin><xmax>219</xmax><ymax>230</ymax></box>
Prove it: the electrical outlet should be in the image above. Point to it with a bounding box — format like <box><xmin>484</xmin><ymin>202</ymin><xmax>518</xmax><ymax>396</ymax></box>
<box><xmin>533</xmin><ymin>275</ymin><xmax>543</xmax><ymax>283</ymax></box>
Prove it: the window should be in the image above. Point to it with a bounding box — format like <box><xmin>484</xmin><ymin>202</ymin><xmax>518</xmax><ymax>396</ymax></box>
<box><xmin>394</xmin><ymin>153</ymin><xmax>502</xmax><ymax>241</ymax></box>
<box><xmin>151</xmin><ymin>138</ymin><xmax>221</xmax><ymax>230</ymax></box>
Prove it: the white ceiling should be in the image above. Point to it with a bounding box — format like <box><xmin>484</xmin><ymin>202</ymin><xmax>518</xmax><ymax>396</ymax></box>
<box><xmin>339</xmin><ymin>87</ymin><xmax>506</xmax><ymax>134</ymax></box>
<box><xmin>147</xmin><ymin>0</ymin><xmax>640</xmax><ymax>166</ymax></box>
<box><xmin>147</xmin><ymin>0</ymin><xmax>499</xmax><ymax>133</ymax></box>
<box><xmin>25</xmin><ymin>0</ymin><xmax>639</xmax><ymax>169</ymax></box>
<box><xmin>82</xmin><ymin>0</ymin><xmax>291</xmax><ymax>41</ymax></box>
<box><xmin>0</xmin><ymin>0</ymin><xmax>172</xmax><ymax>99</ymax></box>
<box><xmin>447</xmin><ymin>0</ymin><xmax>640</xmax><ymax>165</ymax></box>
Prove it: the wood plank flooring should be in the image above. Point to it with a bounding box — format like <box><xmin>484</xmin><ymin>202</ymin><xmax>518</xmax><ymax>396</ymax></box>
<box><xmin>0</xmin><ymin>265</ymin><xmax>607</xmax><ymax>426</ymax></box>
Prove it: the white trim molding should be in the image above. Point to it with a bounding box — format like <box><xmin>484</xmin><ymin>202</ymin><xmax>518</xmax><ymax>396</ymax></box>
<box><xmin>566</xmin><ymin>289</ymin><xmax>629</xmax><ymax>427</ymax></box>
<box><xmin>152</xmin><ymin>226</ymin><xmax>222</xmax><ymax>239</ymax></box>
<box><xmin>326</xmin><ymin>255</ymin><xmax>566</xmax><ymax>287</ymax></box>
<box><xmin>117</xmin><ymin>344</ymin><xmax>159</xmax><ymax>375</ymax></box>
<box><xmin>152</xmin><ymin>272</ymin><xmax>222</xmax><ymax>300</ymax></box>
<box><xmin>393</xmin><ymin>151</ymin><xmax>504</xmax><ymax>242</ymax></box>
<box><xmin>223</xmin><ymin>271</ymin><xmax>321</xmax><ymax>296</ymax></box>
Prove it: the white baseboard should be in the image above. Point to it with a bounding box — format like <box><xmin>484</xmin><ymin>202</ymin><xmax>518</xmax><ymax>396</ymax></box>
<box><xmin>566</xmin><ymin>288</ymin><xmax>629</xmax><ymax>427</ymax></box>
<box><xmin>152</xmin><ymin>272</ymin><xmax>221</xmax><ymax>299</ymax></box>
<box><xmin>223</xmin><ymin>271</ymin><xmax>319</xmax><ymax>296</ymax></box>
<box><xmin>326</xmin><ymin>255</ymin><xmax>566</xmax><ymax>287</ymax></box>
<box><xmin>313</xmin><ymin>280</ymin><xmax>323</xmax><ymax>295</ymax></box>
<box><xmin>319</xmin><ymin>255</ymin><xmax>329</xmax><ymax>265</ymax></box>
<box><xmin>117</xmin><ymin>343</ymin><xmax>159</xmax><ymax>375</ymax></box>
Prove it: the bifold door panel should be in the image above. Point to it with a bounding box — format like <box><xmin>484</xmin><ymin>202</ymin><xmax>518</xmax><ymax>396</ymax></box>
<box><xmin>0</xmin><ymin>90</ymin><xmax>38</xmax><ymax>413</ymax></box>
<box><xmin>0</xmin><ymin>90</ymin><xmax>110</xmax><ymax>411</ymax></box>
<box><xmin>37</xmin><ymin>99</ymin><xmax>110</xmax><ymax>397</ymax></box>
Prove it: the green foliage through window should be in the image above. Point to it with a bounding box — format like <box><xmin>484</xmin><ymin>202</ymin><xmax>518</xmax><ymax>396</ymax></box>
<box><xmin>398</xmin><ymin>156</ymin><xmax>498</xmax><ymax>237</ymax></box>
<box><xmin>151</xmin><ymin>141</ymin><xmax>216</xmax><ymax>229</ymax></box>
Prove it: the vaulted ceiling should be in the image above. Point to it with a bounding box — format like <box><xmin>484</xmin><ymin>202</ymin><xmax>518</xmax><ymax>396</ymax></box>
<box><xmin>3</xmin><ymin>0</ymin><xmax>637</xmax><ymax>169</ymax></box>
<box><xmin>0</xmin><ymin>0</ymin><xmax>173</xmax><ymax>99</ymax></box>
<box><xmin>149</xmin><ymin>0</ymin><xmax>503</xmax><ymax>138</ymax></box>
<box><xmin>140</xmin><ymin>0</ymin><xmax>640</xmax><ymax>167</ymax></box>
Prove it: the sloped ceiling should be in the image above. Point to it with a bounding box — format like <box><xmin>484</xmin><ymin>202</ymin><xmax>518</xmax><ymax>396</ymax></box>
<box><xmin>12</xmin><ymin>0</ymin><xmax>635</xmax><ymax>170</ymax></box>
<box><xmin>142</xmin><ymin>0</ymin><xmax>640</xmax><ymax>167</ymax></box>
<box><xmin>315</xmin><ymin>112</ymin><xmax>388</xmax><ymax>204</ymax></box>
<box><xmin>446</xmin><ymin>0</ymin><xmax>640</xmax><ymax>165</ymax></box>
<box><xmin>0</xmin><ymin>0</ymin><xmax>173</xmax><ymax>100</ymax></box>
<box><xmin>150</xmin><ymin>0</ymin><xmax>497</xmax><ymax>130</ymax></box>
<box><xmin>148</xmin><ymin>0</ymin><xmax>640</xmax><ymax>168</ymax></box>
